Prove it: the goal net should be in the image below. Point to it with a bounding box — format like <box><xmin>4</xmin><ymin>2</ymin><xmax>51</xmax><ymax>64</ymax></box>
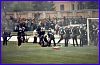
<box><xmin>87</xmin><ymin>18</ymin><xmax>99</xmax><ymax>46</ymax></box>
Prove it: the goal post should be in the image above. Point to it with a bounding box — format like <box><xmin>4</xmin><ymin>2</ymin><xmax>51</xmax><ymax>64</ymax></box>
<box><xmin>87</xmin><ymin>18</ymin><xmax>99</xmax><ymax>46</ymax></box>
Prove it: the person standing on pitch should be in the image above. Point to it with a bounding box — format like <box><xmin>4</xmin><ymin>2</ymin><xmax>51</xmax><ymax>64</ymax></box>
<box><xmin>22</xmin><ymin>26</ymin><xmax>25</xmax><ymax>43</ymax></box>
<box><xmin>17</xmin><ymin>26</ymin><xmax>23</xmax><ymax>46</ymax></box>
<box><xmin>72</xmin><ymin>27</ymin><xmax>79</xmax><ymax>47</ymax></box>
<box><xmin>48</xmin><ymin>28</ymin><xmax>56</xmax><ymax>47</ymax></box>
<box><xmin>64</xmin><ymin>26</ymin><xmax>70</xmax><ymax>47</ymax></box>
<box><xmin>43</xmin><ymin>34</ymin><xmax>49</xmax><ymax>47</ymax></box>
<box><xmin>79</xmin><ymin>26</ymin><xmax>87</xmax><ymax>47</ymax></box>
<box><xmin>57</xmin><ymin>27</ymin><xmax>65</xmax><ymax>44</ymax></box>
<box><xmin>2</xmin><ymin>30</ymin><xmax>8</xmax><ymax>46</ymax></box>
<box><xmin>39</xmin><ymin>28</ymin><xmax>45</xmax><ymax>47</ymax></box>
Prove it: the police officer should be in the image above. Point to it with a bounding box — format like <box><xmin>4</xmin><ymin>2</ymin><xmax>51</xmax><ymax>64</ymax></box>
<box><xmin>43</xmin><ymin>34</ymin><xmax>49</xmax><ymax>47</ymax></box>
<box><xmin>72</xmin><ymin>27</ymin><xmax>79</xmax><ymax>47</ymax></box>
<box><xmin>48</xmin><ymin>28</ymin><xmax>56</xmax><ymax>47</ymax></box>
<box><xmin>38</xmin><ymin>27</ymin><xmax>45</xmax><ymax>47</ymax></box>
<box><xmin>79</xmin><ymin>25</ymin><xmax>86</xmax><ymax>47</ymax></box>
<box><xmin>64</xmin><ymin>26</ymin><xmax>70</xmax><ymax>47</ymax></box>
<box><xmin>36</xmin><ymin>25</ymin><xmax>41</xmax><ymax>44</ymax></box>
<box><xmin>17</xmin><ymin>26</ymin><xmax>23</xmax><ymax>46</ymax></box>
<box><xmin>57</xmin><ymin>27</ymin><xmax>65</xmax><ymax>43</ymax></box>
<box><xmin>22</xmin><ymin>27</ymin><xmax>25</xmax><ymax>43</ymax></box>
<box><xmin>79</xmin><ymin>27</ymin><xmax>82</xmax><ymax>47</ymax></box>
<box><xmin>2</xmin><ymin>30</ymin><xmax>8</xmax><ymax>46</ymax></box>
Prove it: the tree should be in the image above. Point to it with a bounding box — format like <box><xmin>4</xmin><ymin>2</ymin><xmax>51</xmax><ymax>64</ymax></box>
<box><xmin>85</xmin><ymin>1</ymin><xmax>98</xmax><ymax>9</ymax></box>
<box><xmin>12</xmin><ymin>2</ymin><xmax>33</xmax><ymax>12</ymax></box>
<box><xmin>2</xmin><ymin>1</ymin><xmax>55</xmax><ymax>12</ymax></box>
<box><xmin>32</xmin><ymin>2</ymin><xmax>55</xmax><ymax>11</ymax></box>
<box><xmin>78</xmin><ymin>1</ymin><xmax>98</xmax><ymax>10</ymax></box>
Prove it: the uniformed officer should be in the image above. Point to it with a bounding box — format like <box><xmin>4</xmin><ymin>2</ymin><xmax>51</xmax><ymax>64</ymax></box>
<box><xmin>17</xmin><ymin>26</ymin><xmax>23</xmax><ymax>46</ymax></box>
<box><xmin>64</xmin><ymin>26</ymin><xmax>70</xmax><ymax>47</ymax></box>
<box><xmin>22</xmin><ymin>27</ymin><xmax>25</xmax><ymax>43</ymax></box>
<box><xmin>38</xmin><ymin>27</ymin><xmax>45</xmax><ymax>47</ymax></box>
<box><xmin>57</xmin><ymin>27</ymin><xmax>65</xmax><ymax>43</ymax></box>
<box><xmin>2</xmin><ymin>30</ymin><xmax>8</xmax><ymax>46</ymax></box>
<box><xmin>43</xmin><ymin>34</ymin><xmax>49</xmax><ymax>47</ymax></box>
<box><xmin>79</xmin><ymin>26</ymin><xmax>84</xmax><ymax>47</ymax></box>
<box><xmin>48</xmin><ymin>28</ymin><xmax>56</xmax><ymax>47</ymax></box>
<box><xmin>72</xmin><ymin>27</ymin><xmax>79</xmax><ymax>47</ymax></box>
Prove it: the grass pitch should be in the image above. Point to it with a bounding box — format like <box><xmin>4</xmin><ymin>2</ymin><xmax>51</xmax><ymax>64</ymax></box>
<box><xmin>2</xmin><ymin>42</ymin><xmax>98</xmax><ymax>64</ymax></box>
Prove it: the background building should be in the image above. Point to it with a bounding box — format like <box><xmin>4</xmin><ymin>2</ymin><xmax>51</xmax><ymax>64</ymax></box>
<box><xmin>2</xmin><ymin>1</ymin><xmax>98</xmax><ymax>19</ymax></box>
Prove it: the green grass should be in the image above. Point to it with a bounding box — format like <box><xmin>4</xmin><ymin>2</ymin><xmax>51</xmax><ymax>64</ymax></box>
<box><xmin>2</xmin><ymin>42</ymin><xmax>98</xmax><ymax>64</ymax></box>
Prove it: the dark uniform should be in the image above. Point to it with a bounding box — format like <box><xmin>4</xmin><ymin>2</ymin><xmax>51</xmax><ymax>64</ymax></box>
<box><xmin>48</xmin><ymin>30</ymin><xmax>56</xmax><ymax>47</ymax></box>
<box><xmin>72</xmin><ymin>27</ymin><xmax>79</xmax><ymax>47</ymax></box>
<box><xmin>33</xmin><ymin>34</ymin><xmax>37</xmax><ymax>43</ymax></box>
<box><xmin>79</xmin><ymin>27</ymin><xmax>85</xmax><ymax>47</ymax></box>
<box><xmin>17</xmin><ymin>27</ymin><xmax>23</xmax><ymax>46</ymax></box>
<box><xmin>57</xmin><ymin>27</ymin><xmax>65</xmax><ymax>43</ymax></box>
<box><xmin>3</xmin><ymin>31</ymin><xmax>8</xmax><ymax>46</ymax></box>
<box><xmin>38</xmin><ymin>28</ymin><xmax>45</xmax><ymax>47</ymax></box>
<box><xmin>22</xmin><ymin>27</ymin><xmax>25</xmax><ymax>43</ymax></box>
<box><xmin>79</xmin><ymin>26</ymin><xmax>87</xmax><ymax>46</ymax></box>
<box><xmin>36</xmin><ymin>25</ymin><xmax>41</xmax><ymax>44</ymax></box>
<box><xmin>64</xmin><ymin>27</ymin><xmax>70</xmax><ymax>47</ymax></box>
<box><xmin>43</xmin><ymin>35</ymin><xmax>49</xmax><ymax>47</ymax></box>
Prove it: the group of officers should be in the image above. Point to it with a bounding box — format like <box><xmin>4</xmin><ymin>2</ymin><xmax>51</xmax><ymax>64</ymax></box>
<box><xmin>12</xmin><ymin>23</ymin><xmax>87</xmax><ymax>47</ymax></box>
<box><xmin>56</xmin><ymin>25</ymin><xmax>87</xmax><ymax>47</ymax></box>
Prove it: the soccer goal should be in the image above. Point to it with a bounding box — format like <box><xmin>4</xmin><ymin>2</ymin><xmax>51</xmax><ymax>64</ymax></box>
<box><xmin>87</xmin><ymin>18</ymin><xmax>99</xmax><ymax>46</ymax></box>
